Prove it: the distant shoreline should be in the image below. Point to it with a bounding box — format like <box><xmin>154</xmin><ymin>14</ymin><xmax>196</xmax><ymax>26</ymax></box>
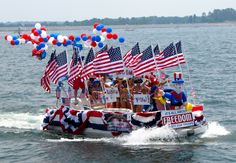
<box><xmin>0</xmin><ymin>22</ymin><xmax>235</xmax><ymax>32</ymax></box>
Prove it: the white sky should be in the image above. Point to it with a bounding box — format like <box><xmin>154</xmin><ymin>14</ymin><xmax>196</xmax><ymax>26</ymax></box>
<box><xmin>0</xmin><ymin>0</ymin><xmax>235</xmax><ymax>22</ymax></box>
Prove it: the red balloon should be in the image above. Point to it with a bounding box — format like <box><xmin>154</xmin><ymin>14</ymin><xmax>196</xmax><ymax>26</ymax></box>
<box><xmin>40</xmin><ymin>27</ymin><xmax>46</xmax><ymax>31</ymax></box>
<box><xmin>91</xmin><ymin>41</ymin><xmax>97</xmax><ymax>47</ymax></box>
<box><xmin>33</xmin><ymin>31</ymin><xmax>39</xmax><ymax>36</ymax></box>
<box><xmin>4</xmin><ymin>35</ymin><xmax>8</xmax><ymax>40</ymax></box>
<box><xmin>63</xmin><ymin>39</ymin><xmax>67</xmax><ymax>44</ymax></box>
<box><xmin>10</xmin><ymin>40</ymin><xmax>15</xmax><ymax>45</ymax></box>
<box><xmin>87</xmin><ymin>35</ymin><xmax>91</xmax><ymax>40</ymax></box>
<box><xmin>93</xmin><ymin>22</ymin><xmax>99</xmax><ymax>28</ymax></box>
<box><xmin>31</xmin><ymin>28</ymin><xmax>36</xmax><ymax>33</ymax></box>
<box><xmin>52</xmin><ymin>39</ymin><xmax>57</xmax><ymax>45</ymax></box>
<box><xmin>22</xmin><ymin>34</ymin><xmax>28</xmax><ymax>40</ymax></box>
<box><xmin>106</xmin><ymin>33</ymin><xmax>112</xmax><ymax>39</ymax></box>
<box><xmin>112</xmin><ymin>33</ymin><xmax>118</xmax><ymax>39</ymax></box>
<box><xmin>80</xmin><ymin>33</ymin><xmax>86</xmax><ymax>38</ymax></box>
<box><xmin>101</xmin><ymin>28</ymin><xmax>106</xmax><ymax>32</ymax></box>
<box><xmin>69</xmin><ymin>35</ymin><xmax>74</xmax><ymax>41</ymax></box>
<box><xmin>46</xmin><ymin>35</ymin><xmax>50</xmax><ymax>39</ymax></box>
<box><xmin>38</xmin><ymin>37</ymin><xmax>44</xmax><ymax>42</ymax></box>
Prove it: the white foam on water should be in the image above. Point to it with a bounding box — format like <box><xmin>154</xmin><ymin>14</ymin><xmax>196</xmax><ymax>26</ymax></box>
<box><xmin>46</xmin><ymin>137</ymin><xmax>113</xmax><ymax>143</ymax></box>
<box><xmin>0</xmin><ymin>112</ymin><xmax>43</xmax><ymax>130</ymax></box>
<box><xmin>201</xmin><ymin>121</ymin><xmax>230</xmax><ymax>138</ymax></box>
<box><xmin>117</xmin><ymin>126</ymin><xmax>179</xmax><ymax>146</ymax></box>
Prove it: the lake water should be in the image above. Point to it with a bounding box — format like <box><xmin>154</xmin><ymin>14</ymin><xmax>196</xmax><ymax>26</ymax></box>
<box><xmin>0</xmin><ymin>24</ymin><xmax>235</xmax><ymax>163</ymax></box>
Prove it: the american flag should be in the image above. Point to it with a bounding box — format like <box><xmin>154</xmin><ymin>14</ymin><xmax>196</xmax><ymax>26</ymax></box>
<box><xmin>40</xmin><ymin>51</ymin><xmax>56</xmax><ymax>92</ymax></box>
<box><xmin>133</xmin><ymin>46</ymin><xmax>156</xmax><ymax>76</ymax></box>
<box><xmin>155</xmin><ymin>43</ymin><xmax>185</xmax><ymax>70</ymax></box>
<box><xmin>81</xmin><ymin>48</ymin><xmax>95</xmax><ymax>80</ymax></box>
<box><xmin>123</xmin><ymin>43</ymin><xmax>141</xmax><ymax>68</ymax></box>
<box><xmin>153</xmin><ymin>44</ymin><xmax>160</xmax><ymax>56</ymax></box>
<box><xmin>98</xmin><ymin>47</ymin><xmax>124</xmax><ymax>74</ymax></box>
<box><xmin>93</xmin><ymin>45</ymin><xmax>110</xmax><ymax>74</ymax></box>
<box><xmin>50</xmin><ymin>50</ymin><xmax>68</xmax><ymax>84</ymax></box>
<box><xmin>68</xmin><ymin>47</ymin><xmax>82</xmax><ymax>87</ymax></box>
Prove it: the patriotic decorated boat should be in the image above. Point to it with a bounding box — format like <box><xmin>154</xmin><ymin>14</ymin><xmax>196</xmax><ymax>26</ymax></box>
<box><xmin>5</xmin><ymin>23</ymin><xmax>208</xmax><ymax>138</ymax></box>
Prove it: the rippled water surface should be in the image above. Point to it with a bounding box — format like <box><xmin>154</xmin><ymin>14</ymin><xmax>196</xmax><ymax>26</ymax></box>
<box><xmin>0</xmin><ymin>24</ymin><xmax>235</xmax><ymax>163</ymax></box>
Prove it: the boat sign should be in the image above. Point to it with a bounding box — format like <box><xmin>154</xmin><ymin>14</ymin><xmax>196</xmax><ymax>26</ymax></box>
<box><xmin>161</xmin><ymin>109</ymin><xmax>194</xmax><ymax>129</ymax></box>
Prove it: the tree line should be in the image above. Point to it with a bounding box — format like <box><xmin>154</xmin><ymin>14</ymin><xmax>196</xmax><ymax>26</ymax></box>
<box><xmin>1</xmin><ymin>8</ymin><xmax>235</xmax><ymax>27</ymax></box>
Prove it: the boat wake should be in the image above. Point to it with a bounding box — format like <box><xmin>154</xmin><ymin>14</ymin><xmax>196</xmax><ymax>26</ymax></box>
<box><xmin>46</xmin><ymin>121</ymin><xmax>230</xmax><ymax>146</ymax></box>
<box><xmin>200</xmin><ymin>121</ymin><xmax>230</xmax><ymax>138</ymax></box>
<box><xmin>0</xmin><ymin>112</ymin><xmax>43</xmax><ymax>130</ymax></box>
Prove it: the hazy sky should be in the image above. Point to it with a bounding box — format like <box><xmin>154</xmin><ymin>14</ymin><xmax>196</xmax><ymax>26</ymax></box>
<box><xmin>0</xmin><ymin>0</ymin><xmax>235</xmax><ymax>22</ymax></box>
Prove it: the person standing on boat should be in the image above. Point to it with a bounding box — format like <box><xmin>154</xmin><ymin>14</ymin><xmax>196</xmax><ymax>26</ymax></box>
<box><xmin>162</xmin><ymin>72</ymin><xmax>187</xmax><ymax>110</ymax></box>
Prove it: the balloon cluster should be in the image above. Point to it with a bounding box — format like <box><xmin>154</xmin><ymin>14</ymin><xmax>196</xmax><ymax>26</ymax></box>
<box><xmin>4</xmin><ymin>22</ymin><xmax>125</xmax><ymax>60</ymax></box>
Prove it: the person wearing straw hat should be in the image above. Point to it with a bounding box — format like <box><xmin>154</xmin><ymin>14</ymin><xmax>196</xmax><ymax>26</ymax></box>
<box><xmin>162</xmin><ymin>72</ymin><xmax>187</xmax><ymax>110</ymax></box>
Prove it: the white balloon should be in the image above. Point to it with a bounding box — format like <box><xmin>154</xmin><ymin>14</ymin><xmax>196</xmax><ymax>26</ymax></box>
<box><xmin>30</xmin><ymin>33</ymin><xmax>35</xmax><ymax>40</ymax></box>
<box><xmin>7</xmin><ymin>35</ymin><xmax>13</xmax><ymax>42</ymax></box>
<box><xmin>93</xmin><ymin>29</ymin><xmax>98</xmax><ymax>34</ymax></box>
<box><xmin>57</xmin><ymin>35</ymin><xmax>64</xmax><ymax>43</ymax></box>
<box><xmin>27</xmin><ymin>41</ymin><xmax>32</xmax><ymax>45</ymax></box>
<box><xmin>19</xmin><ymin>39</ymin><xmax>26</xmax><ymax>44</ymax></box>
<box><xmin>102</xmin><ymin>32</ymin><xmax>107</xmax><ymax>37</ymax></box>
<box><xmin>100</xmin><ymin>35</ymin><xmax>105</xmax><ymax>42</ymax></box>
<box><xmin>63</xmin><ymin>36</ymin><xmax>68</xmax><ymax>40</ymax></box>
<box><xmin>41</xmin><ymin>31</ymin><xmax>47</xmax><ymax>38</ymax></box>
<box><xmin>48</xmin><ymin>37</ymin><xmax>54</xmax><ymax>44</ymax></box>
<box><xmin>33</xmin><ymin>43</ymin><xmax>37</xmax><ymax>48</ymax></box>
<box><xmin>35</xmin><ymin>23</ymin><xmax>41</xmax><ymax>30</ymax></box>
<box><xmin>44</xmin><ymin>44</ymin><xmax>48</xmax><ymax>50</ymax></box>
<box><xmin>84</xmin><ymin>40</ymin><xmax>91</xmax><ymax>48</ymax></box>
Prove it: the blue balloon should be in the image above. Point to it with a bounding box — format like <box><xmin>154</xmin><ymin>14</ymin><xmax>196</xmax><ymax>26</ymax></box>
<box><xmin>66</xmin><ymin>40</ymin><xmax>72</xmax><ymax>45</ymax></box>
<box><xmin>106</xmin><ymin>28</ymin><xmax>112</xmax><ymax>33</ymax></box>
<box><xmin>53</xmin><ymin>33</ymin><xmax>59</xmax><ymax>39</ymax></box>
<box><xmin>39</xmin><ymin>42</ymin><xmax>45</xmax><ymax>48</ymax></box>
<box><xmin>36</xmin><ymin>45</ymin><xmax>41</xmax><ymax>50</ymax></box>
<box><xmin>91</xmin><ymin>36</ymin><xmax>96</xmax><ymax>42</ymax></box>
<box><xmin>41</xmin><ymin>51</ymin><xmax>46</xmax><ymax>59</ymax></box>
<box><xmin>44</xmin><ymin>38</ymin><xmax>48</xmax><ymax>42</ymax></box>
<box><xmin>96</xmin><ymin>25</ymin><xmax>102</xmax><ymax>31</ymax></box>
<box><xmin>82</xmin><ymin>36</ymin><xmax>88</xmax><ymax>41</ymax></box>
<box><xmin>78</xmin><ymin>44</ymin><xmax>83</xmax><ymax>50</ymax></box>
<box><xmin>12</xmin><ymin>35</ymin><xmax>18</xmax><ymax>40</ymax></box>
<box><xmin>50</xmin><ymin>33</ymin><xmax>55</xmax><ymax>38</ymax></box>
<box><xmin>99</xmin><ymin>24</ymin><xmax>104</xmax><ymax>29</ymax></box>
<box><xmin>37</xmin><ymin>30</ymin><xmax>42</xmax><ymax>35</ymax></box>
<box><xmin>56</xmin><ymin>42</ymin><xmax>62</xmax><ymax>46</ymax></box>
<box><xmin>63</xmin><ymin>43</ymin><xmax>68</xmax><ymax>47</ymax></box>
<box><xmin>98</xmin><ymin>42</ymin><xmax>104</xmax><ymax>48</ymax></box>
<box><xmin>75</xmin><ymin>36</ymin><xmax>81</xmax><ymax>42</ymax></box>
<box><xmin>95</xmin><ymin>36</ymin><xmax>101</xmax><ymax>42</ymax></box>
<box><xmin>119</xmin><ymin>37</ymin><xmax>125</xmax><ymax>43</ymax></box>
<box><xmin>14</xmin><ymin>39</ymin><xmax>20</xmax><ymax>45</ymax></box>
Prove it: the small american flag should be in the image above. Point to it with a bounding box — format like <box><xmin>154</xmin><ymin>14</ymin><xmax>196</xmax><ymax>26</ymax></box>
<box><xmin>123</xmin><ymin>43</ymin><xmax>141</xmax><ymax>68</ymax></box>
<box><xmin>103</xmin><ymin>47</ymin><xmax>124</xmax><ymax>74</ymax></box>
<box><xmin>61</xmin><ymin>97</ymin><xmax>71</xmax><ymax>106</ymax></box>
<box><xmin>93</xmin><ymin>46</ymin><xmax>110</xmax><ymax>74</ymax></box>
<box><xmin>153</xmin><ymin>44</ymin><xmax>160</xmax><ymax>56</ymax></box>
<box><xmin>68</xmin><ymin>47</ymin><xmax>82</xmax><ymax>87</ymax></box>
<box><xmin>81</xmin><ymin>48</ymin><xmax>95</xmax><ymax>80</ymax></box>
<box><xmin>50</xmin><ymin>50</ymin><xmax>68</xmax><ymax>84</ymax></box>
<box><xmin>40</xmin><ymin>51</ymin><xmax>57</xmax><ymax>92</ymax></box>
<box><xmin>133</xmin><ymin>46</ymin><xmax>156</xmax><ymax>76</ymax></box>
<box><xmin>155</xmin><ymin>43</ymin><xmax>185</xmax><ymax>70</ymax></box>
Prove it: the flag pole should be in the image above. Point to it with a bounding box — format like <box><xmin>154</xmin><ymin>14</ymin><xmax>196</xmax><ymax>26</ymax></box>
<box><xmin>93</xmin><ymin>47</ymin><xmax>107</xmax><ymax>109</ymax></box>
<box><xmin>119</xmin><ymin>47</ymin><xmax>134</xmax><ymax>112</ymax></box>
<box><xmin>77</xmin><ymin>47</ymin><xmax>93</xmax><ymax>109</ymax></box>
<box><xmin>175</xmin><ymin>42</ymin><xmax>196</xmax><ymax>104</ymax></box>
<box><xmin>151</xmin><ymin>45</ymin><xmax>167</xmax><ymax>111</ymax></box>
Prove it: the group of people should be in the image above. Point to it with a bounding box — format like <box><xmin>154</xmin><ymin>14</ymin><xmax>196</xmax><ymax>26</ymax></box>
<box><xmin>72</xmin><ymin>72</ymin><xmax>188</xmax><ymax>112</ymax></box>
